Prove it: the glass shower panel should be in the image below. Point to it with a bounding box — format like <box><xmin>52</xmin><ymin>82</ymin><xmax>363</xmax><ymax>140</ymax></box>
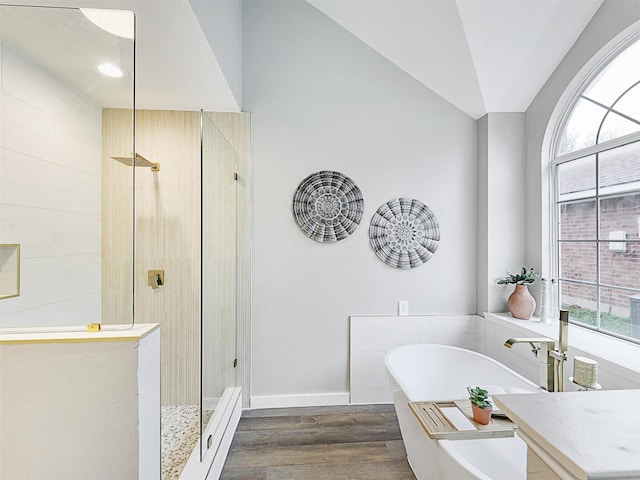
<box><xmin>0</xmin><ymin>5</ymin><xmax>135</xmax><ymax>329</ymax></box>
<box><xmin>200</xmin><ymin>111</ymin><xmax>238</xmax><ymax>458</ymax></box>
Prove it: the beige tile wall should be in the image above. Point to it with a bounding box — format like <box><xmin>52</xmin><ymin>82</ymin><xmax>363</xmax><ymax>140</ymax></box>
<box><xmin>103</xmin><ymin>109</ymin><xmax>251</xmax><ymax>407</ymax></box>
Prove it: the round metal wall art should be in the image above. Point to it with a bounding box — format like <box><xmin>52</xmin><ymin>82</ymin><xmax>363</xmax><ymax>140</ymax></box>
<box><xmin>369</xmin><ymin>198</ymin><xmax>440</xmax><ymax>269</ymax></box>
<box><xmin>292</xmin><ymin>170</ymin><xmax>364</xmax><ymax>243</ymax></box>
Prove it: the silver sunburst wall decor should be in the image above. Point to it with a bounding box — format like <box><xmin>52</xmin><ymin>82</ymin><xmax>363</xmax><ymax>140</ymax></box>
<box><xmin>292</xmin><ymin>170</ymin><xmax>364</xmax><ymax>242</ymax></box>
<box><xmin>369</xmin><ymin>198</ymin><xmax>440</xmax><ymax>269</ymax></box>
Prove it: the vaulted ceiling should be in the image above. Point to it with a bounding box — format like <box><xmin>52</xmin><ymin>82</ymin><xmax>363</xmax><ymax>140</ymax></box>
<box><xmin>304</xmin><ymin>0</ymin><xmax>603</xmax><ymax>118</ymax></box>
<box><xmin>4</xmin><ymin>0</ymin><xmax>604</xmax><ymax>118</ymax></box>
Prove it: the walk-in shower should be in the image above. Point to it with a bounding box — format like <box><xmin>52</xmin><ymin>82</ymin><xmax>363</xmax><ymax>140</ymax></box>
<box><xmin>1</xmin><ymin>6</ymin><xmax>250</xmax><ymax>478</ymax></box>
<box><xmin>103</xmin><ymin>107</ymin><xmax>246</xmax><ymax>479</ymax></box>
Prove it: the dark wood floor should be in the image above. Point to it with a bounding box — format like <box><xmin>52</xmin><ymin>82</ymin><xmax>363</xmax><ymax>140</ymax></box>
<box><xmin>220</xmin><ymin>404</ymin><xmax>416</xmax><ymax>480</ymax></box>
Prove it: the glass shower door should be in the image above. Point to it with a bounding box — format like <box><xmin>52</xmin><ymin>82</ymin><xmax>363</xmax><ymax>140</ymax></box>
<box><xmin>200</xmin><ymin>111</ymin><xmax>238</xmax><ymax>459</ymax></box>
<box><xmin>0</xmin><ymin>5</ymin><xmax>135</xmax><ymax>330</ymax></box>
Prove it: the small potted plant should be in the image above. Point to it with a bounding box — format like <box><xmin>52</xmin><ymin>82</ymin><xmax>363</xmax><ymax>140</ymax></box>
<box><xmin>468</xmin><ymin>386</ymin><xmax>492</xmax><ymax>425</ymax></box>
<box><xmin>497</xmin><ymin>266</ymin><xmax>540</xmax><ymax>320</ymax></box>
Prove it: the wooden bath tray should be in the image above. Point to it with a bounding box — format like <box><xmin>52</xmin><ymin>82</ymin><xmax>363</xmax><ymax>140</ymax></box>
<box><xmin>409</xmin><ymin>400</ymin><xmax>516</xmax><ymax>440</ymax></box>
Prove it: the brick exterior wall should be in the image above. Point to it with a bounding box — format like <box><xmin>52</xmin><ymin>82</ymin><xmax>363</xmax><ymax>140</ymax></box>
<box><xmin>560</xmin><ymin>193</ymin><xmax>640</xmax><ymax>312</ymax></box>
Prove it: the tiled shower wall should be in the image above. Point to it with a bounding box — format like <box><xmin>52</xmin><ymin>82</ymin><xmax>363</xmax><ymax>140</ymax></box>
<box><xmin>0</xmin><ymin>44</ymin><xmax>102</xmax><ymax>328</ymax></box>
<box><xmin>102</xmin><ymin>109</ymin><xmax>251</xmax><ymax>406</ymax></box>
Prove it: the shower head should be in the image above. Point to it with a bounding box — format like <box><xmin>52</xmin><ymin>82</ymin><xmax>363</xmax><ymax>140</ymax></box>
<box><xmin>111</xmin><ymin>153</ymin><xmax>159</xmax><ymax>171</ymax></box>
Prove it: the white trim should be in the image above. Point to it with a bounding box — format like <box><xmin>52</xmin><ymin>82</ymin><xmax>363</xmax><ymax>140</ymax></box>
<box><xmin>139</xmin><ymin>328</ymin><xmax>161</xmax><ymax>480</ymax></box>
<box><xmin>178</xmin><ymin>387</ymin><xmax>242</xmax><ymax>480</ymax></box>
<box><xmin>207</xmin><ymin>391</ymin><xmax>242</xmax><ymax>480</ymax></box>
<box><xmin>541</xmin><ymin>19</ymin><xmax>640</xmax><ymax>295</ymax></box>
<box><xmin>548</xmin><ymin>26</ymin><xmax>640</xmax><ymax>162</ymax></box>
<box><xmin>249</xmin><ymin>392</ymin><xmax>349</xmax><ymax>410</ymax></box>
<box><xmin>554</xmin><ymin>130</ymin><xmax>640</xmax><ymax>164</ymax></box>
<box><xmin>558</xmin><ymin>180</ymin><xmax>640</xmax><ymax>202</ymax></box>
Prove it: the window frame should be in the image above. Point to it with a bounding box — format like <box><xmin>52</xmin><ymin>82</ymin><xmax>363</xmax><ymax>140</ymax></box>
<box><xmin>551</xmin><ymin>34</ymin><xmax>640</xmax><ymax>343</ymax></box>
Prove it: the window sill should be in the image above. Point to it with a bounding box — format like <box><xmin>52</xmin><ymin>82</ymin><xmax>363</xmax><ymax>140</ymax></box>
<box><xmin>484</xmin><ymin>312</ymin><xmax>640</xmax><ymax>380</ymax></box>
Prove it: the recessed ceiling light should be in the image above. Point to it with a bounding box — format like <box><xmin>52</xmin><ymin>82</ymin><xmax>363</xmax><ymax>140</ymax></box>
<box><xmin>80</xmin><ymin>8</ymin><xmax>134</xmax><ymax>40</ymax></box>
<box><xmin>98</xmin><ymin>63</ymin><xmax>124</xmax><ymax>78</ymax></box>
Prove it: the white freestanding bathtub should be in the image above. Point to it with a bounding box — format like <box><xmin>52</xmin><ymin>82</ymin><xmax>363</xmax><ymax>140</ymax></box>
<box><xmin>385</xmin><ymin>344</ymin><xmax>543</xmax><ymax>480</ymax></box>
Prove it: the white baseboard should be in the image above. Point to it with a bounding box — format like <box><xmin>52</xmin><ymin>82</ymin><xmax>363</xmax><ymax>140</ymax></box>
<box><xmin>250</xmin><ymin>392</ymin><xmax>350</xmax><ymax>409</ymax></box>
<box><xmin>178</xmin><ymin>387</ymin><xmax>242</xmax><ymax>480</ymax></box>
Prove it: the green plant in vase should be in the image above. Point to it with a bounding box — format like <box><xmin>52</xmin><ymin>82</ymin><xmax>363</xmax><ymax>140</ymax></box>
<box><xmin>497</xmin><ymin>267</ymin><xmax>540</xmax><ymax>285</ymax></box>
<box><xmin>497</xmin><ymin>267</ymin><xmax>540</xmax><ymax>319</ymax></box>
<box><xmin>468</xmin><ymin>386</ymin><xmax>492</xmax><ymax>425</ymax></box>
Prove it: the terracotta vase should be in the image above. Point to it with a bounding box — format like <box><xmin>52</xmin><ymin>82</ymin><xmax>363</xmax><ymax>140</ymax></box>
<box><xmin>471</xmin><ymin>403</ymin><xmax>492</xmax><ymax>425</ymax></box>
<box><xmin>508</xmin><ymin>284</ymin><xmax>536</xmax><ymax>320</ymax></box>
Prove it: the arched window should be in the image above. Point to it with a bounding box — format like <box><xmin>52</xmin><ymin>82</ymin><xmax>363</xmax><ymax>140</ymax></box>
<box><xmin>553</xmin><ymin>35</ymin><xmax>640</xmax><ymax>342</ymax></box>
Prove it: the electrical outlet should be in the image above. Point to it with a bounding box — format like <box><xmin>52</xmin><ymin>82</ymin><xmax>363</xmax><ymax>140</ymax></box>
<box><xmin>398</xmin><ymin>301</ymin><xmax>409</xmax><ymax>316</ymax></box>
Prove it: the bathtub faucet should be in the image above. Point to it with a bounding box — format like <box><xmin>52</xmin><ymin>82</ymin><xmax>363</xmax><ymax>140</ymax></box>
<box><xmin>504</xmin><ymin>337</ymin><xmax>554</xmax><ymax>356</ymax></box>
<box><xmin>504</xmin><ymin>310</ymin><xmax>569</xmax><ymax>392</ymax></box>
<box><xmin>504</xmin><ymin>337</ymin><xmax>556</xmax><ymax>391</ymax></box>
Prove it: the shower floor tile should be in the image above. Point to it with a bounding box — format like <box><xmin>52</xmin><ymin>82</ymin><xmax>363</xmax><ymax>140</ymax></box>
<box><xmin>162</xmin><ymin>405</ymin><xmax>214</xmax><ymax>480</ymax></box>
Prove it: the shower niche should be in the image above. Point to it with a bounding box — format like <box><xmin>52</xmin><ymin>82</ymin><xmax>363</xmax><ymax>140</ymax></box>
<box><xmin>0</xmin><ymin>244</ymin><xmax>20</xmax><ymax>300</ymax></box>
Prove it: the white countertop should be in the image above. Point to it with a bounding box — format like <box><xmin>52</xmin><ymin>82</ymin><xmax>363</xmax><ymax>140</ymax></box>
<box><xmin>0</xmin><ymin>323</ymin><xmax>160</xmax><ymax>344</ymax></box>
<box><xmin>493</xmin><ymin>390</ymin><xmax>640</xmax><ymax>480</ymax></box>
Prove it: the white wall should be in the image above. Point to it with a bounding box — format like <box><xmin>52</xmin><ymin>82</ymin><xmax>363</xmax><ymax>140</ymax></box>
<box><xmin>477</xmin><ymin>113</ymin><xmax>527</xmax><ymax>314</ymax></box>
<box><xmin>525</xmin><ymin>1</ymin><xmax>640</xmax><ymax>276</ymax></box>
<box><xmin>189</xmin><ymin>0</ymin><xmax>243</xmax><ymax>108</ymax></box>
<box><xmin>0</xmin><ymin>44</ymin><xmax>102</xmax><ymax>328</ymax></box>
<box><xmin>477</xmin><ymin>116</ymin><xmax>490</xmax><ymax>315</ymax></box>
<box><xmin>244</xmin><ymin>0</ymin><xmax>477</xmax><ymax>403</ymax></box>
<box><xmin>0</xmin><ymin>325</ymin><xmax>161</xmax><ymax>480</ymax></box>
<box><xmin>350</xmin><ymin>315</ymin><xmax>479</xmax><ymax>405</ymax></box>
